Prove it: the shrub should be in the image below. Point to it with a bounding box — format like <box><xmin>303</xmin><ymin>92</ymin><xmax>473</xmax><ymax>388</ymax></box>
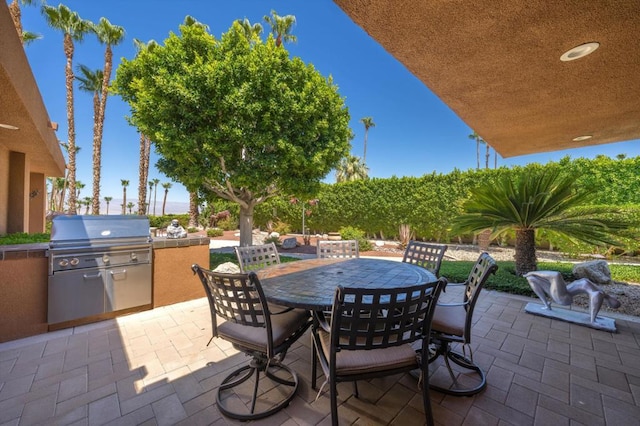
<box><xmin>187</xmin><ymin>227</ymin><xmax>198</xmax><ymax>233</ymax></box>
<box><xmin>0</xmin><ymin>232</ymin><xmax>50</xmax><ymax>245</ymax></box>
<box><xmin>216</xmin><ymin>217</ymin><xmax>238</xmax><ymax>231</ymax></box>
<box><xmin>339</xmin><ymin>226</ymin><xmax>373</xmax><ymax>251</ymax></box>
<box><xmin>264</xmin><ymin>235</ymin><xmax>281</xmax><ymax>246</ymax></box>
<box><xmin>207</xmin><ymin>228</ymin><xmax>224</xmax><ymax>237</ymax></box>
<box><xmin>273</xmin><ymin>221</ymin><xmax>291</xmax><ymax>235</ymax></box>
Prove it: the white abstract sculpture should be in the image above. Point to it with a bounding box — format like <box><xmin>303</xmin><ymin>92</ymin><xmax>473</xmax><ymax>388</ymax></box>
<box><xmin>524</xmin><ymin>270</ymin><xmax>620</xmax><ymax>331</ymax></box>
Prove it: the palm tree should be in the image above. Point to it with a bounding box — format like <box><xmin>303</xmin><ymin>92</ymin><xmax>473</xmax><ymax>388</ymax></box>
<box><xmin>126</xmin><ymin>202</ymin><xmax>135</xmax><ymax>214</ymax></box>
<box><xmin>82</xmin><ymin>197</ymin><xmax>91</xmax><ymax>214</ymax></box>
<box><xmin>91</xmin><ymin>18</ymin><xmax>125</xmax><ymax>214</ymax></box>
<box><xmin>76</xmin><ymin>64</ymin><xmax>104</xmax><ymax>214</ymax></box>
<box><xmin>161</xmin><ymin>182</ymin><xmax>172</xmax><ymax>216</ymax></box>
<box><xmin>75</xmin><ymin>180</ymin><xmax>85</xmax><ymax>200</ymax></box>
<box><xmin>7</xmin><ymin>0</ymin><xmax>40</xmax><ymax>44</ymax></box>
<box><xmin>263</xmin><ymin>10</ymin><xmax>296</xmax><ymax>47</ymax></box>
<box><xmin>453</xmin><ymin>168</ymin><xmax>629</xmax><ymax>275</ymax></box>
<box><xmin>104</xmin><ymin>196</ymin><xmax>112</xmax><ymax>214</ymax></box>
<box><xmin>360</xmin><ymin>117</ymin><xmax>375</xmax><ymax>164</ymax></box>
<box><xmin>152</xmin><ymin>178</ymin><xmax>160</xmax><ymax>215</ymax></box>
<box><xmin>138</xmin><ymin>134</ymin><xmax>151</xmax><ymax>215</ymax></box>
<box><xmin>147</xmin><ymin>180</ymin><xmax>154</xmax><ymax>214</ymax></box>
<box><xmin>43</xmin><ymin>4</ymin><xmax>92</xmax><ymax>214</ymax></box>
<box><xmin>120</xmin><ymin>179</ymin><xmax>129</xmax><ymax>214</ymax></box>
<box><xmin>236</xmin><ymin>18</ymin><xmax>263</xmax><ymax>41</ymax></box>
<box><xmin>468</xmin><ymin>131</ymin><xmax>485</xmax><ymax>170</ymax></box>
<box><xmin>335</xmin><ymin>155</ymin><xmax>369</xmax><ymax>182</ymax></box>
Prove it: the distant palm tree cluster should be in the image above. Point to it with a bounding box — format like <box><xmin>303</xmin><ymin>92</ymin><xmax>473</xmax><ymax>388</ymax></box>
<box><xmin>335</xmin><ymin>116</ymin><xmax>374</xmax><ymax>183</ymax></box>
<box><xmin>468</xmin><ymin>131</ymin><xmax>499</xmax><ymax>169</ymax></box>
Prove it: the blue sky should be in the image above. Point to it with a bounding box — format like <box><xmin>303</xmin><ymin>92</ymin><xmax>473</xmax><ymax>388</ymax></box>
<box><xmin>20</xmin><ymin>0</ymin><xmax>640</xmax><ymax>209</ymax></box>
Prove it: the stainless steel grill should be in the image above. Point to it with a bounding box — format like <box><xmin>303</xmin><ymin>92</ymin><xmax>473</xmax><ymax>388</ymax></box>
<box><xmin>48</xmin><ymin>215</ymin><xmax>153</xmax><ymax>325</ymax></box>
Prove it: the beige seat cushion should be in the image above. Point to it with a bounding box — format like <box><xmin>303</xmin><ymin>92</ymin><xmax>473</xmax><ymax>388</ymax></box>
<box><xmin>431</xmin><ymin>304</ymin><xmax>466</xmax><ymax>336</ymax></box>
<box><xmin>218</xmin><ymin>306</ymin><xmax>309</xmax><ymax>353</ymax></box>
<box><xmin>317</xmin><ymin>330</ymin><xmax>418</xmax><ymax>376</ymax></box>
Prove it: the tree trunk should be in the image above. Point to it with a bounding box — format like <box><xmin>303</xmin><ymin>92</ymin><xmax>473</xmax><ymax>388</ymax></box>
<box><xmin>189</xmin><ymin>192</ymin><xmax>199</xmax><ymax>228</ymax></box>
<box><xmin>162</xmin><ymin>189</ymin><xmax>168</xmax><ymax>216</ymax></box>
<box><xmin>8</xmin><ymin>0</ymin><xmax>22</xmax><ymax>41</ymax></box>
<box><xmin>64</xmin><ymin>35</ymin><xmax>77</xmax><ymax>214</ymax></box>
<box><xmin>137</xmin><ymin>135</ymin><xmax>150</xmax><ymax>215</ymax></box>
<box><xmin>91</xmin><ymin>91</ymin><xmax>101</xmax><ymax>214</ymax></box>
<box><xmin>514</xmin><ymin>228</ymin><xmax>537</xmax><ymax>275</ymax></box>
<box><xmin>485</xmin><ymin>143</ymin><xmax>490</xmax><ymax>169</ymax></box>
<box><xmin>239</xmin><ymin>204</ymin><xmax>254</xmax><ymax>247</ymax></box>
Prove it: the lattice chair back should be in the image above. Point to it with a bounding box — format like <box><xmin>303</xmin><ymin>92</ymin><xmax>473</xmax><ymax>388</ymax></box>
<box><xmin>461</xmin><ymin>251</ymin><xmax>498</xmax><ymax>340</ymax></box>
<box><xmin>312</xmin><ymin>278</ymin><xmax>446</xmax><ymax>426</ymax></box>
<box><xmin>317</xmin><ymin>239</ymin><xmax>360</xmax><ymax>259</ymax></box>
<box><xmin>235</xmin><ymin>242</ymin><xmax>281</xmax><ymax>273</ymax></box>
<box><xmin>191</xmin><ymin>264</ymin><xmax>311</xmax><ymax>420</ymax></box>
<box><xmin>402</xmin><ymin>241</ymin><xmax>448</xmax><ymax>276</ymax></box>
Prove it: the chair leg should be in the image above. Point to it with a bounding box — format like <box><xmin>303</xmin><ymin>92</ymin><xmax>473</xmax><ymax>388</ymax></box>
<box><xmin>421</xmin><ymin>366</ymin><xmax>435</xmax><ymax>426</ymax></box>
<box><xmin>216</xmin><ymin>356</ymin><xmax>300</xmax><ymax>421</ymax></box>
<box><xmin>429</xmin><ymin>340</ymin><xmax>487</xmax><ymax>396</ymax></box>
<box><xmin>311</xmin><ymin>333</ymin><xmax>318</xmax><ymax>390</ymax></box>
<box><xmin>330</xmin><ymin>378</ymin><xmax>339</xmax><ymax>426</ymax></box>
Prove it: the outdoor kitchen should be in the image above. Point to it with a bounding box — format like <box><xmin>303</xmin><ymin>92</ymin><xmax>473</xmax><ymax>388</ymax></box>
<box><xmin>0</xmin><ymin>215</ymin><xmax>210</xmax><ymax>343</ymax></box>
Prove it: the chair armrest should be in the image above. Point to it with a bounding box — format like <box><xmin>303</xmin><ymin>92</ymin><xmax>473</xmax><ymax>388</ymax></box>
<box><xmin>313</xmin><ymin>311</ymin><xmax>332</xmax><ymax>333</ymax></box>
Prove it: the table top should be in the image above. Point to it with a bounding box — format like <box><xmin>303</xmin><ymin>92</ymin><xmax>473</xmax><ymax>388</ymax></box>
<box><xmin>257</xmin><ymin>257</ymin><xmax>436</xmax><ymax>310</ymax></box>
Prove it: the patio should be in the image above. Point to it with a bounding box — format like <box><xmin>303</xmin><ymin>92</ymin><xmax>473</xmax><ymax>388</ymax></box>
<box><xmin>1</xmin><ymin>282</ymin><xmax>639</xmax><ymax>425</ymax></box>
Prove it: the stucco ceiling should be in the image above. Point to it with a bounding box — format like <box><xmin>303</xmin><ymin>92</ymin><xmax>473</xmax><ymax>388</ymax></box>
<box><xmin>0</xmin><ymin>2</ymin><xmax>65</xmax><ymax>177</ymax></box>
<box><xmin>333</xmin><ymin>0</ymin><xmax>640</xmax><ymax>158</ymax></box>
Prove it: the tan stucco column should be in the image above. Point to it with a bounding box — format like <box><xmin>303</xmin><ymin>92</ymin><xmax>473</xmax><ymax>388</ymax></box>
<box><xmin>8</xmin><ymin>150</ymin><xmax>28</xmax><ymax>233</ymax></box>
<box><xmin>29</xmin><ymin>172</ymin><xmax>46</xmax><ymax>233</ymax></box>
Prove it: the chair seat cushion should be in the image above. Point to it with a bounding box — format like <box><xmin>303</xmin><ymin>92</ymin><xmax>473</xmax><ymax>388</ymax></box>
<box><xmin>432</xmin><ymin>304</ymin><xmax>465</xmax><ymax>336</ymax></box>
<box><xmin>218</xmin><ymin>305</ymin><xmax>309</xmax><ymax>353</ymax></box>
<box><xmin>317</xmin><ymin>329</ymin><xmax>418</xmax><ymax>376</ymax></box>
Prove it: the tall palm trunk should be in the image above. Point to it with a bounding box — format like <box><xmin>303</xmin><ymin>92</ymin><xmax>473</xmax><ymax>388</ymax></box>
<box><xmin>189</xmin><ymin>191</ymin><xmax>199</xmax><ymax>228</ymax></box>
<box><xmin>162</xmin><ymin>187</ymin><xmax>169</xmax><ymax>216</ymax></box>
<box><xmin>90</xmin><ymin>88</ymin><xmax>101</xmax><ymax>214</ymax></box>
<box><xmin>8</xmin><ymin>0</ymin><xmax>22</xmax><ymax>40</ymax></box>
<box><xmin>485</xmin><ymin>143</ymin><xmax>490</xmax><ymax>169</ymax></box>
<box><xmin>363</xmin><ymin>129</ymin><xmax>368</xmax><ymax>164</ymax></box>
<box><xmin>64</xmin><ymin>34</ymin><xmax>78</xmax><ymax>214</ymax></box>
<box><xmin>514</xmin><ymin>228</ymin><xmax>537</xmax><ymax>275</ymax></box>
<box><xmin>137</xmin><ymin>134</ymin><xmax>150</xmax><ymax>215</ymax></box>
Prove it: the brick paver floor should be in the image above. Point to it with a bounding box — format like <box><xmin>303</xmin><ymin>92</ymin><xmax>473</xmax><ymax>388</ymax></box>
<box><xmin>1</xmin><ymin>285</ymin><xmax>639</xmax><ymax>425</ymax></box>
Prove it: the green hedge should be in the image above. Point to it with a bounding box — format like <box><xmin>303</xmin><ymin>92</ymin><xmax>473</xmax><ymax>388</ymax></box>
<box><xmin>251</xmin><ymin>156</ymin><xmax>640</xmax><ymax>255</ymax></box>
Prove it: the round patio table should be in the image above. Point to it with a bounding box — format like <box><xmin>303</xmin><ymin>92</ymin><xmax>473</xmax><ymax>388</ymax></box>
<box><xmin>257</xmin><ymin>257</ymin><xmax>436</xmax><ymax>311</ymax></box>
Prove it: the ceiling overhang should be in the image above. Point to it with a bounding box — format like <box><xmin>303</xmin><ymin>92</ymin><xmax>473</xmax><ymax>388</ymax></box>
<box><xmin>333</xmin><ymin>0</ymin><xmax>640</xmax><ymax>158</ymax></box>
<box><xmin>0</xmin><ymin>1</ymin><xmax>65</xmax><ymax>176</ymax></box>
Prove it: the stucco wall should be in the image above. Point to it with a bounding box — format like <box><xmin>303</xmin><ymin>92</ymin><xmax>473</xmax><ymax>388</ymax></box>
<box><xmin>0</xmin><ymin>145</ymin><xmax>8</xmax><ymax>234</ymax></box>
<box><xmin>153</xmin><ymin>241</ymin><xmax>210</xmax><ymax>308</ymax></box>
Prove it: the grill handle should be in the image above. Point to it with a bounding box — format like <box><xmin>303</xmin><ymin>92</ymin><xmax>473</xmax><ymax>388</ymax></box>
<box><xmin>83</xmin><ymin>272</ymin><xmax>102</xmax><ymax>280</ymax></box>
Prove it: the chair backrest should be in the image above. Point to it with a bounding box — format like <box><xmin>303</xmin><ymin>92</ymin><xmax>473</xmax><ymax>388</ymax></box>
<box><xmin>235</xmin><ymin>242</ymin><xmax>281</xmax><ymax>273</ymax></box>
<box><xmin>461</xmin><ymin>252</ymin><xmax>498</xmax><ymax>340</ymax></box>
<box><xmin>330</xmin><ymin>279</ymin><xmax>446</xmax><ymax>352</ymax></box>
<box><xmin>317</xmin><ymin>239</ymin><xmax>359</xmax><ymax>259</ymax></box>
<box><xmin>402</xmin><ymin>241</ymin><xmax>448</xmax><ymax>276</ymax></box>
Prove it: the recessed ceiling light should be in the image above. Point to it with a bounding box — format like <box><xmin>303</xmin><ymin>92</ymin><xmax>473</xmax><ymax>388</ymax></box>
<box><xmin>0</xmin><ymin>123</ymin><xmax>19</xmax><ymax>130</ymax></box>
<box><xmin>572</xmin><ymin>135</ymin><xmax>593</xmax><ymax>142</ymax></box>
<box><xmin>560</xmin><ymin>42</ymin><xmax>600</xmax><ymax>62</ymax></box>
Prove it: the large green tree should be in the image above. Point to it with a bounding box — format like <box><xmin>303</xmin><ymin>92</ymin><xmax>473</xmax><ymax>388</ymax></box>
<box><xmin>453</xmin><ymin>168</ymin><xmax>630</xmax><ymax>275</ymax></box>
<box><xmin>115</xmin><ymin>19</ymin><xmax>350</xmax><ymax>245</ymax></box>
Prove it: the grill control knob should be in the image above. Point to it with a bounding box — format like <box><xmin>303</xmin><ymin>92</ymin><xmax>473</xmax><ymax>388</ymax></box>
<box><xmin>130</xmin><ymin>252</ymin><xmax>138</xmax><ymax>261</ymax></box>
<box><xmin>69</xmin><ymin>258</ymin><xmax>80</xmax><ymax>266</ymax></box>
<box><xmin>59</xmin><ymin>259</ymin><xmax>69</xmax><ymax>267</ymax></box>
<box><xmin>102</xmin><ymin>255</ymin><xmax>110</xmax><ymax>264</ymax></box>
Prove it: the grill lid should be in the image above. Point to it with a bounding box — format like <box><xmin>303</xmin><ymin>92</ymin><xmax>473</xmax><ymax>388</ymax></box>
<box><xmin>50</xmin><ymin>215</ymin><xmax>151</xmax><ymax>248</ymax></box>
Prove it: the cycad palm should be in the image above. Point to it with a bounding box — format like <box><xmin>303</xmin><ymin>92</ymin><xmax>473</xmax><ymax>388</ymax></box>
<box><xmin>453</xmin><ymin>168</ymin><xmax>629</xmax><ymax>275</ymax></box>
